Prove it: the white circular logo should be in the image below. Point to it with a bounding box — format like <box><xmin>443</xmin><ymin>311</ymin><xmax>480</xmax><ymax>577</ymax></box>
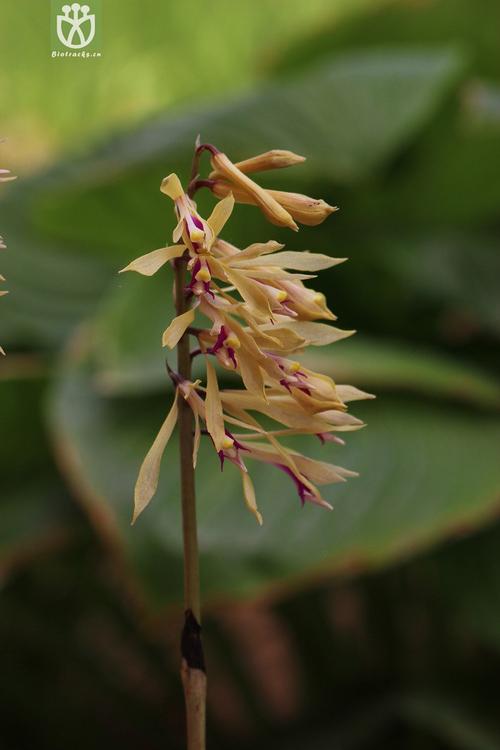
<box><xmin>56</xmin><ymin>3</ymin><xmax>96</xmax><ymax>49</ymax></box>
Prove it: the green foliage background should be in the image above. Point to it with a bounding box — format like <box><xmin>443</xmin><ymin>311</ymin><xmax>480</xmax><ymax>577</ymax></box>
<box><xmin>1</xmin><ymin>1</ymin><xmax>499</xmax><ymax>748</ymax></box>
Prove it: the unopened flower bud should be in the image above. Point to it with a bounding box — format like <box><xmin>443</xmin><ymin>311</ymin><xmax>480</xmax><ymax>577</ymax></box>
<box><xmin>210</xmin><ymin>152</ymin><xmax>298</xmax><ymax>231</ymax></box>
<box><xmin>210</xmin><ymin>180</ymin><xmax>336</xmax><ymax>228</ymax></box>
<box><xmin>265</xmin><ymin>190</ymin><xmax>337</xmax><ymax>227</ymax></box>
<box><xmin>211</xmin><ymin>149</ymin><xmax>306</xmax><ymax>177</ymax></box>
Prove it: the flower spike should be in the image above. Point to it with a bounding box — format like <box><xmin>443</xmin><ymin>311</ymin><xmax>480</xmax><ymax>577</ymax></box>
<box><xmin>122</xmin><ymin>139</ymin><xmax>372</xmax><ymax>524</ymax></box>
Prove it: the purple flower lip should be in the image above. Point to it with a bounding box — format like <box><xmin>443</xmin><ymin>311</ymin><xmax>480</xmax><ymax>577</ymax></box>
<box><xmin>217</xmin><ymin>429</ymin><xmax>249</xmax><ymax>472</ymax></box>
<box><xmin>207</xmin><ymin>326</ymin><xmax>238</xmax><ymax>369</ymax></box>
<box><xmin>231</xmin><ymin>433</ymin><xmax>249</xmax><ymax>453</ymax></box>
<box><xmin>209</xmin><ymin>326</ymin><xmax>228</xmax><ymax>353</ymax></box>
<box><xmin>279</xmin><ymin>375</ymin><xmax>311</xmax><ymax>396</ymax></box>
<box><xmin>298</xmin><ymin>385</ymin><xmax>312</xmax><ymax>396</ymax></box>
<box><xmin>280</xmin><ymin>378</ymin><xmax>292</xmax><ymax>393</ymax></box>
<box><xmin>186</xmin><ymin>258</ymin><xmax>212</xmax><ymax>296</ymax></box>
<box><xmin>192</xmin><ymin>215</ymin><xmax>204</xmax><ymax>230</ymax></box>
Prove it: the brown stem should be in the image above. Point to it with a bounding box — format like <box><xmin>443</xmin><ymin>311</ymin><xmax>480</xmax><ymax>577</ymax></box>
<box><xmin>187</xmin><ymin>139</ymin><xmax>219</xmax><ymax>198</ymax></box>
<box><xmin>175</xmin><ymin>252</ymin><xmax>206</xmax><ymax>750</ymax></box>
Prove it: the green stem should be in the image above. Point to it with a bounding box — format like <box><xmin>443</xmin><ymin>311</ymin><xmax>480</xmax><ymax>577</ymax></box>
<box><xmin>175</xmin><ymin>254</ymin><xmax>206</xmax><ymax>750</ymax></box>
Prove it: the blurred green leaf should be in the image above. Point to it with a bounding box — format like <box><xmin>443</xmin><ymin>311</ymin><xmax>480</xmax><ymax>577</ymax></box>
<box><xmin>397</xmin><ymin>232</ymin><xmax>500</xmax><ymax>342</ymax></box>
<box><xmin>0</xmin><ymin>376</ymin><xmax>75</xmax><ymax>577</ymax></box>
<box><xmin>1</xmin><ymin>0</ymin><xmax>352</xmax><ymax>167</ymax></box>
<box><xmin>398</xmin><ymin>693</ymin><xmax>500</xmax><ymax>750</ymax></box>
<box><xmin>48</xmin><ymin>344</ymin><xmax>500</xmax><ymax>608</ymax></box>
<box><xmin>0</xmin><ymin>482</ymin><xmax>73</xmax><ymax>579</ymax></box>
<box><xmin>271</xmin><ymin>0</ymin><xmax>500</xmax><ymax>80</ymax></box>
<box><xmin>270</xmin><ymin>0</ymin><xmax>500</xmax><ymax>228</ymax></box>
<box><xmin>274</xmin><ymin>693</ymin><xmax>500</xmax><ymax>750</ymax></box>
<box><xmin>327</xmin><ymin>98</ymin><xmax>500</xmax><ymax>229</ymax></box>
<box><xmin>0</xmin><ymin>48</ymin><xmax>463</xmax><ymax>349</ymax></box>
<box><xmin>0</xmin><ymin>223</ymin><xmax>112</xmax><ymax>349</ymax></box>
<box><xmin>423</xmin><ymin>523</ymin><xmax>500</xmax><ymax>653</ymax></box>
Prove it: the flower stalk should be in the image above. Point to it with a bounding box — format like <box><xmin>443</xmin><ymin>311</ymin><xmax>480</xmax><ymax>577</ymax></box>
<box><xmin>175</xmin><ymin>245</ymin><xmax>206</xmax><ymax>748</ymax></box>
<box><xmin>121</xmin><ymin>138</ymin><xmax>374</xmax><ymax>750</ymax></box>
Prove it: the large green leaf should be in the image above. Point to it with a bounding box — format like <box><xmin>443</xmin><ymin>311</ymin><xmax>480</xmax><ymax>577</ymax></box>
<box><xmin>272</xmin><ymin>0</ymin><xmax>500</xmax><ymax>80</ymax></box>
<box><xmin>0</xmin><ymin>374</ymin><xmax>76</xmax><ymax>577</ymax></box>
<box><xmin>47</xmin><ymin>343</ymin><xmax>500</xmax><ymax>608</ymax></box>
<box><xmin>419</xmin><ymin>523</ymin><xmax>500</xmax><ymax>654</ymax></box>
<box><xmin>271</xmin><ymin>0</ymin><xmax>500</xmax><ymax>228</ymax></box>
<box><xmin>274</xmin><ymin>693</ymin><xmax>500</xmax><ymax>750</ymax></box>
<box><xmin>1</xmin><ymin>0</ymin><xmax>352</xmax><ymax>167</ymax></box>
<box><xmin>0</xmin><ymin>48</ymin><xmax>463</xmax><ymax>349</ymax></box>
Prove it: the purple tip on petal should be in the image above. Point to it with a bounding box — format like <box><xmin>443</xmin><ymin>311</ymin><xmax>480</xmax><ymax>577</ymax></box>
<box><xmin>275</xmin><ymin>463</ymin><xmax>314</xmax><ymax>507</ymax></box>
<box><xmin>298</xmin><ymin>386</ymin><xmax>312</xmax><ymax>396</ymax></box>
<box><xmin>317</xmin><ymin>433</ymin><xmax>346</xmax><ymax>446</ymax></box>
<box><xmin>280</xmin><ymin>378</ymin><xmax>293</xmax><ymax>393</ymax></box>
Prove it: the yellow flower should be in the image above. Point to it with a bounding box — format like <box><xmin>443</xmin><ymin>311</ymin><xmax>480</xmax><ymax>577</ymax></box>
<box><xmin>158</xmin><ymin>172</ymin><xmax>235</xmax><ymax>256</ymax></box>
<box><xmin>210</xmin><ymin>149</ymin><xmax>306</xmax><ymax>176</ymax></box>
<box><xmin>122</xmin><ymin>142</ymin><xmax>373</xmax><ymax>524</ymax></box>
<box><xmin>206</xmin><ymin>147</ymin><xmax>336</xmax><ymax>226</ymax></box>
<box><xmin>209</xmin><ymin>150</ymin><xmax>299</xmax><ymax>231</ymax></box>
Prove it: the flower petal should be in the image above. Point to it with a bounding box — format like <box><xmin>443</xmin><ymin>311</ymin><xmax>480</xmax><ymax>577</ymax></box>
<box><xmin>281</xmin><ymin>321</ymin><xmax>355</xmax><ymax>346</ymax></box>
<box><xmin>211</xmin><ymin>149</ymin><xmax>305</xmax><ymax>176</ymax></box>
<box><xmin>242</xmin><ymin>441</ymin><xmax>357</xmax><ymax>484</ymax></box>
<box><xmin>241</xmin><ymin>471</ymin><xmax>263</xmax><ymax>525</ymax></box>
<box><xmin>120</xmin><ymin>244</ymin><xmax>186</xmax><ymax>276</ymax></box>
<box><xmin>265</xmin><ymin>190</ymin><xmax>337</xmax><ymax>226</ymax></box>
<box><xmin>206</xmin><ymin>193</ymin><xmax>235</xmax><ymax>237</ymax></box>
<box><xmin>210</xmin><ymin>152</ymin><xmax>298</xmax><ymax>231</ymax></box>
<box><xmin>229</xmin><ymin>240</ymin><xmax>284</xmax><ymax>262</ymax></box>
<box><xmin>160</xmin><ymin>173</ymin><xmax>184</xmax><ymax>201</ymax></box>
<box><xmin>238</xmin><ymin>348</ymin><xmax>266</xmax><ymax>401</ymax></box>
<box><xmin>205</xmin><ymin>358</ymin><xmax>226</xmax><ymax>452</ymax></box>
<box><xmin>133</xmin><ymin>395</ymin><xmax>178</xmax><ymax>523</ymax></box>
<box><xmin>232</xmin><ymin>251</ymin><xmax>346</xmax><ymax>271</ymax></box>
<box><xmin>221</xmin><ymin>267</ymin><xmax>273</xmax><ymax>320</ymax></box>
<box><xmin>193</xmin><ymin>410</ymin><xmax>201</xmax><ymax>469</ymax></box>
<box><xmin>336</xmin><ymin>385</ymin><xmax>376</xmax><ymax>402</ymax></box>
<box><xmin>162</xmin><ymin>308</ymin><xmax>195</xmax><ymax>349</ymax></box>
